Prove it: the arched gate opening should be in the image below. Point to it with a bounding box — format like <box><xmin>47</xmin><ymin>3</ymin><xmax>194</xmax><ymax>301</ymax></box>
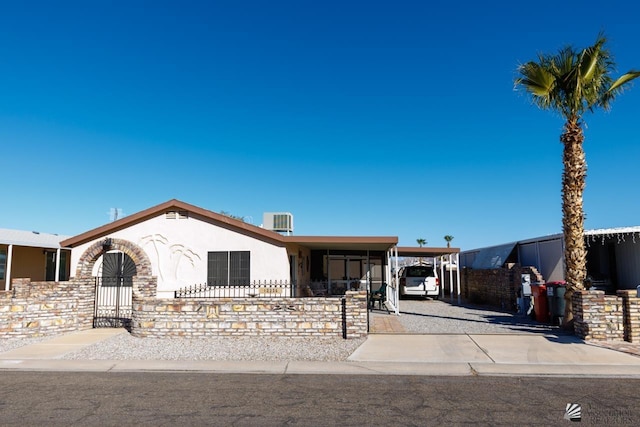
<box><xmin>75</xmin><ymin>238</ymin><xmax>152</xmax><ymax>329</ymax></box>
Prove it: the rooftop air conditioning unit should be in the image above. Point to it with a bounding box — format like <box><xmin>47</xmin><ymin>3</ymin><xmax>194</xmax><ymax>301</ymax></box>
<box><xmin>263</xmin><ymin>212</ymin><xmax>294</xmax><ymax>235</ymax></box>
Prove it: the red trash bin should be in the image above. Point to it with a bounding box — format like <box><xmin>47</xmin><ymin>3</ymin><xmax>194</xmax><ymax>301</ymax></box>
<box><xmin>530</xmin><ymin>283</ymin><xmax>549</xmax><ymax>323</ymax></box>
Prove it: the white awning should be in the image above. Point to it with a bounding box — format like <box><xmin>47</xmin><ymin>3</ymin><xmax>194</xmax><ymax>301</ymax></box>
<box><xmin>0</xmin><ymin>228</ymin><xmax>69</xmax><ymax>249</ymax></box>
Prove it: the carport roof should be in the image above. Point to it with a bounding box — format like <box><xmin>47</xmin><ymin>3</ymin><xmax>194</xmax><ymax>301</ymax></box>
<box><xmin>0</xmin><ymin>228</ymin><xmax>70</xmax><ymax>249</ymax></box>
<box><xmin>283</xmin><ymin>236</ymin><xmax>398</xmax><ymax>251</ymax></box>
<box><xmin>396</xmin><ymin>246</ymin><xmax>460</xmax><ymax>257</ymax></box>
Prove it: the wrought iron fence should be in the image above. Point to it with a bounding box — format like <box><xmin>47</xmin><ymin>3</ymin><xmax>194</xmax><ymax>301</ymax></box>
<box><xmin>174</xmin><ymin>280</ymin><xmax>294</xmax><ymax>298</ymax></box>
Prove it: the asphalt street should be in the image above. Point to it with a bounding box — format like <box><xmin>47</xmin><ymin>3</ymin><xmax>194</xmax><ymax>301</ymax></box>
<box><xmin>1</xmin><ymin>372</ymin><xmax>638</xmax><ymax>426</ymax></box>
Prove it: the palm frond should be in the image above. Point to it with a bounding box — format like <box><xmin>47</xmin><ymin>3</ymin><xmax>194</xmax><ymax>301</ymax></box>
<box><xmin>579</xmin><ymin>35</ymin><xmax>606</xmax><ymax>84</ymax></box>
<box><xmin>556</xmin><ymin>47</ymin><xmax>577</xmax><ymax>78</ymax></box>
<box><xmin>600</xmin><ymin>70</ymin><xmax>640</xmax><ymax>109</ymax></box>
<box><xmin>516</xmin><ymin>62</ymin><xmax>555</xmax><ymax>98</ymax></box>
<box><xmin>607</xmin><ymin>70</ymin><xmax>640</xmax><ymax>93</ymax></box>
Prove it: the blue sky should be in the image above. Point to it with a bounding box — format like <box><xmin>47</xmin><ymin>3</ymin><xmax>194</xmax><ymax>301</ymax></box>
<box><xmin>1</xmin><ymin>0</ymin><xmax>638</xmax><ymax>250</ymax></box>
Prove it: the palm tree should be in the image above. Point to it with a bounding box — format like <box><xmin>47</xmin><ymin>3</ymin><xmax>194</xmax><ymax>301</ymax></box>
<box><xmin>416</xmin><ymin>238</ymin><xmax>426</xmax><ymax>247</ymax></box>
<box><xmin>515</xmin><ymin>33</ymin><xmax>639</xmax><ymax>326</ymax></box>
<box><xmin>444</xmin><ymin>235</ymin><xmax>454</xmax><ymax>248</ymax></box>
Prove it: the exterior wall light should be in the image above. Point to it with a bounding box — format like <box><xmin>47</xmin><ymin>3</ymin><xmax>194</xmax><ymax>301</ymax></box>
<box><xmin>102</xmin><ymin>238</ymin><xmax>112</xmax><ymax>251</ymax></box>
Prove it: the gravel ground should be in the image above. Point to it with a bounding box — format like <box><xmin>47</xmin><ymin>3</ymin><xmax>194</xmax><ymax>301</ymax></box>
<box><xmin>1</xmin><ymin>298</ymin><xmax>560</xmax><ymax>361</ymax></box>
<box><xmin>394</xmin><ymin>298</ymin><xmax>561</xmax><ymax>334</ymax></box>
<box><xmin>0</xmin><ymin>336</ymin><xmax>51</xmax><ymax>354</ymax></box>
<box><xmin>59</xmin><ymin>334</ymin><xmax>366</xmax><ymax>361</ymax></box>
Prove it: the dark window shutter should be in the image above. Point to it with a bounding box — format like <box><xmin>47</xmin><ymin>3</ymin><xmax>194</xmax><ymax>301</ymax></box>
<box><xmin>230</xmin><ymin>251</ymin><xmax>250</xmax><ymax>285</ymax></box>
<box><xmin>207</xmin><ymin>252</ymin><xmax>229</xmax><ymax>286</ymax></box>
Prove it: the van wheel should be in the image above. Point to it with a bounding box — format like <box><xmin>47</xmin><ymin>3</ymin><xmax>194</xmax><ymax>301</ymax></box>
<box><xmin>433</xmin><ymin>295</ymin><xmax>439</xmax><ymax>300</ymax></box>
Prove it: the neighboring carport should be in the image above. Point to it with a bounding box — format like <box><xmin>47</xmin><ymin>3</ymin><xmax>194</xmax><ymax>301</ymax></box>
<box><xmin>0</xmin><ymin>229</ymin><xmax>72</xmax><ymax>290</ymax></box>
<box><xmin>393</xmin><ymin>247</ymin><xmax>461</xmax><ymax>312</ymax></box>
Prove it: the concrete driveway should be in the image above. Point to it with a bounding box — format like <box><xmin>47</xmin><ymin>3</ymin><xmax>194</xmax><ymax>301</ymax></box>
<box><xmin>363</xmin><ymin>297</ymin><xmax>640</xmax><ymax>374</ymax></box>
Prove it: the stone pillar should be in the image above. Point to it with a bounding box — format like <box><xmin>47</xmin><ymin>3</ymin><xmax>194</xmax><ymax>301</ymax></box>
<box><xmin>10</xmin><ymin>278</ymin><xmax>31</xmax><ymax>298</ymax></box>
<box><xmin>344</xmin><ymin>291</ymin><xmax>368</xmax><ymax>338</ymax></box>
<box><xmin>132</xmin><ymin>276</ymin><xmax>158</xmax><ymax>299</ymax></box>
<box><xmin>72</xmin><ymin>277</ymin><xmax>97</xmax><ymax>329</ymax></box>
<box><xmin>573</xmin><ymin>290</ymin><xmax>606</xmax><ymax>340</ymax></box>
<box><xmin>574</xmin><ymin>290</ymin><xmax>626</xmax><ymax>341</ymax></box>
<box><xmin>618</xmin><ymin>290</ymin><xmax>640</xmax><ymax>343</ymax></box>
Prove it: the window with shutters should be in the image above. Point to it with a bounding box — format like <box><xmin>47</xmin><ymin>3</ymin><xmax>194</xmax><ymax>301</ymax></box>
<box><xmin>207</xmin><ymin>251</ymin><xmax>250</xmax><ymax>285</ymax></box>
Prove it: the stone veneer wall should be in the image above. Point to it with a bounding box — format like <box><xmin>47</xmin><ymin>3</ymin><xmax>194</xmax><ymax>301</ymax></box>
<box><xmin>460</xmin><ymin>264</ymin><xmax>544</xmax><ymax>311</ymax></box>
<box><xmin>1</xmin><ymin>275</ymin><xmax>368</xmax><ymax>340</ymax></box>
<box><xmin>573</xmin><ymin>290</ymin><xmax>640</xmax><ymax>342</ymax></box>
<box><xmin>620</xmin><ymin>290</ymin><xmax>640</xmax><ymax>343</ymax></box>
<box><xmin>572</xmin><ymin>290</ymin><xmax>624</xmax><ymax>341</ymax></box>
<box><xmin>131</xmin><ymin>276</ymin><xmax>157</xmax><ymax>299</ymax></box>
<box><xmin>131</xmin><ymin>291</ymin><xmax>368</xmax><ymax>339</ymax></box>
<box><xmin>0</xmin><ymin>278</ymin><xmax>95</xmax><ymax>338</ymax></box>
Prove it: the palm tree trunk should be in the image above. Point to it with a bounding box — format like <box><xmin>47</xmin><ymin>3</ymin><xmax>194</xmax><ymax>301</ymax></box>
<box><xmin>561</xmin><ymin>118</ymin><xmax>587</xmax><ymax>328</ymax></box>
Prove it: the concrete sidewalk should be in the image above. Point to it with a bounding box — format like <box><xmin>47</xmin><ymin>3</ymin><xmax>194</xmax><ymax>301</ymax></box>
<box><xmin>0</xmin><ymin>329</ymin><xmax>126</xmax><ymax>360</ymax></box>
<box><xmin>2</xmin><ymin>329</ymin><xmax>640</xmax><ymax>377</ymax></box>
<box><xmin>348</xmin><ymin>333</ymin><xmax>640</xmax><ymax>377</ymax></box>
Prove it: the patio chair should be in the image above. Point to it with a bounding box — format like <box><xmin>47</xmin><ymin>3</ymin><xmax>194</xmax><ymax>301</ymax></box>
<box><xmin>309</xmin><ymin>281</ymin><xmax>328</xmax><ymax>296</ymax></box>
<box><xmin>369</xmin><ymin>283</ymin><xmax>389</xmax><ymax>313</ymax></box>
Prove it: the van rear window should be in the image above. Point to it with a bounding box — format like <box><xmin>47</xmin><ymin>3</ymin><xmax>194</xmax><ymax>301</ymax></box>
<box><xmin>406</xmin><ymin>266</ymin><xmax>435</xmax><ymax>277</ymax></box>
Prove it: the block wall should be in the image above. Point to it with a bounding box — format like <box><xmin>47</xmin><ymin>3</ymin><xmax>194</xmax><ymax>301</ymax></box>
<box><xmin>0</xmin><ymin>278</ymin><xmax>94</xmax><ymax>338</ymax></box>
<box><xmin>131</xmin><ymin>291</ymin><xmax>368</xmax><ymax>339</ymax></box>
<box><xmin>460</xmin><ymin>264</ymin><xmax>544</xmax><ymax>311</ymax></box>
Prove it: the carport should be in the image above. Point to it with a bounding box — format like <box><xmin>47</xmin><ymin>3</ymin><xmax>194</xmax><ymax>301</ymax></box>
<box><xmin>392</xmin><ymin>247</ymin><xmax>461</xmax><ymax>314</ymax></box>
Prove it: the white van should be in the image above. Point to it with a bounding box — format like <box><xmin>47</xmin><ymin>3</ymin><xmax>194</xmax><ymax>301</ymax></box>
<box><xmin>398</xmin><ymin>265</ymin><xmax>440</xmax><ymax>299</ymax></box>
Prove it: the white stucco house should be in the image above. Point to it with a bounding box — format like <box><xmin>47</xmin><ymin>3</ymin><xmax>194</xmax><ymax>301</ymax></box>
<box><xmin>60</xmin><ymin>199</ymin><xmax>401</xmax><ymax>300</ymax></box>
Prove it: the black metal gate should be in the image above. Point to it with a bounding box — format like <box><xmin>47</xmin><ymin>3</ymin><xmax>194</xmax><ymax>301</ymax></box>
<box><xmin>93</xmin><ymin>252</ymin><xmax>136</xmax><ymax>328</ymax></box>
<box><xmin>94</xmin><ymin>277</ymin><xmax>133</xmax><ymax>328</ymax></box>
